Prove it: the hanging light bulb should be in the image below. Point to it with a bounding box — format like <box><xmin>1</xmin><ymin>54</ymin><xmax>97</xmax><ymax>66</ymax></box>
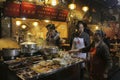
<box><xmin>68</xmin><ymin>3</ymin><xmax>76</xmax><ymax>10</ymax></box>
<box><xmin>21</xmin><ymin>24</ymin><xmax>27</xmax><ymax>29</ymax></box>
<box><xmin>33</xmin><ymin>22</ymin><xmax>38</xmax><ymax>27</ymax></box>
<box><xmin>16</xmin><ymin>21</ymin><xmax>21</xmax><ymax>26</ymax></box>
<box><xmin>82</xmin><ymin>6</ymin><xmax>89</xmax><ymax>12</ymax></box>
<box><xmin>51</xmin><ymin>0</ymin><xmax>57</xmax><ymax>6</ymax></box>
<box><xmin>44</xmin><ymin>20</ymin><xmax>50</xmax><ymax>23</ymax></box>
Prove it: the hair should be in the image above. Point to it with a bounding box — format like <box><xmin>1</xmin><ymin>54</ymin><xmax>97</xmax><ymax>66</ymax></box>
<box><xmin>76</xmin><ymin>20</ymin><xmax>91</xmax><ymax>35</ymax></box>
<box><xmin>95</xmin><ymin>30</ymin><xmax>105</xmax><ymax>37</ymax></box>
<box><xmin>74</xmin><ymin>32</ymin><xmax>79</xmax><ymax>37</ymax></box>
<box><xmin>46</xmin><ymin>24</ymin><xmax>55</xmax><ymax>30</ymax></box>
<box><xmin>76</xmin><ymin>21</ymin><xmax>85</xmax><ymax>29</ymax></box>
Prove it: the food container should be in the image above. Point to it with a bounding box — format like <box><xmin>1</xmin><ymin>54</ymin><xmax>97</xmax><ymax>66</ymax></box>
<box><xmin>2</xmin><ymin>48</ymin><xmax>20</xmax><ymax>57</ymax></box>
<box><xmin>20</xmin><ymin>42</ymin><xmax>38</xmax><ymax>56</ymax></box>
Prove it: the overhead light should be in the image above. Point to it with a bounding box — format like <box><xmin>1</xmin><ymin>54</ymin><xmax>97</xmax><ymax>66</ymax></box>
<box><xmin>82</xmin><ymin>6</ymin><xmax>89</xmax><ymax>12</ymax></box>
<box><xmin>22</xmin><ymin>17</ymin><xmax>26</xmax><ymax>20</ymax></box>
<box><xmin>16</xmin><ymin>21</ymin><xmax>21</xmax><ymax>26</ymax></box>
<box><xmin>29</xmin><ymin>0</ymin><xmax>33</xmax><ymax>2</ymax></box>
<box><xmin>21</xmin><ymin>24</ymin><xmax>27</xmax><ymax>29</ymax></box>
<box><xmin>95</xmin><ymin>26</ymin><xmax>99</xmax><ymax>30</ymax></box>
<box><xmin>68</xmin><ymin>3</ymin><xmax>76</xmax><ymax>10</ymax></box>
<box><xmin>51</xmin><ymin>0</ymin><xmax>57</xmax><ymax>6</ymax></box>
<box><xmin>33</xmin><ymin>22</ymin><xmax>38</xmax><ymax>26</ymax></box>
<box><xmin>44</xmin><ymin>20</ymin><xmax>50</xmax><ymax>23</ymax></box>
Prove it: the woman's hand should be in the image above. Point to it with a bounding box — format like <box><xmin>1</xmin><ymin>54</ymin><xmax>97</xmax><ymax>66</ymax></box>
<box><xmin>68</xmin><ymin>49</ymin><xmax>81</xmax><ymax>53</ymax></box>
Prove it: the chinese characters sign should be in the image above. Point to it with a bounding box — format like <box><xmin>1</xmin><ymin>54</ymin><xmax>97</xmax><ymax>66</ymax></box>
<box><xmin>3</xmin><ymin>2</ymin><xmax>68</xmax><ymax>22</ymax></box>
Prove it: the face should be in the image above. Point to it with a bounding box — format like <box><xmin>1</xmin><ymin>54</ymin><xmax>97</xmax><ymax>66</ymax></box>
<box><xmin>93</xmin><ymin>33</ymin><xmax>102</xmax><ymax>42</ymax></box>
<box><xmin>77</xmin><ymin>23</ymin><xmax>84</xmax><ymax>33</ymax></box>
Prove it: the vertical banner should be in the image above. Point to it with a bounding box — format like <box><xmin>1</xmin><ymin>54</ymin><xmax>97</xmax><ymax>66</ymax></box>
<box><xmin>3</xmin><ymin>2</ymin><xmax>20</xmax><ymax>17</ymax></box>
<box><xmin>21</xmin><ymin>2</ymin><xmax>36</xmax><ymax>18</ymax></box>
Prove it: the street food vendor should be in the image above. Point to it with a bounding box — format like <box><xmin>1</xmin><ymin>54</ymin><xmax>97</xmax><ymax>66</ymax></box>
<box><xmin>46</xmin><ymin>24</ymin><xmax>61</xmax><ymax>47</ymax></box>
<box><xmin>69</xmin><ymin>30</ymin><xmax>112</xmax><ymax>80</ymax></box>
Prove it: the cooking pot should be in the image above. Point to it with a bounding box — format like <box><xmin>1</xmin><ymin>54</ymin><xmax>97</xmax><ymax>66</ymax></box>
<box><xmin>20</xmin><ymin>42</ymin><xmax>38</xmax><ymax>55</ymax></box>
<box><xmin>2</xmin><ymin>48</ymin><xmax>20</xmax><ymax>57</ymax></box>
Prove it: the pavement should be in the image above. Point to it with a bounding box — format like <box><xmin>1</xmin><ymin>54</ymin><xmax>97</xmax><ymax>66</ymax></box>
<box><xmin>83</xmin><ymin>65</ymin><xmax>120</xmax><ymax>80</ymax></box>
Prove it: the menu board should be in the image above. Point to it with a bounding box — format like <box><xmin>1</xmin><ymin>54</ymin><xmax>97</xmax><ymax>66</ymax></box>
<box><xmin>3</xmin><ymin>2</ymin><xmax>68</xmax><ymax>22</ymax></box>
<box><xmin>21</xmin><ymin>2</ymin><xmax>36</xmax><ymax>18</ymax></box>
<box><xmin>36</xmin><ymin>6</ymin><xmax>58</xmax><ymax>20</ymax></box>
<box><xmin>57</xmin><ymin>9</ymin><xmax>68</xmax><ymax>21</ymax></box>
<box><xmin>3</xmin><ymin>2</ymin><xmax>20</xmax><ymax>17</ymax></box>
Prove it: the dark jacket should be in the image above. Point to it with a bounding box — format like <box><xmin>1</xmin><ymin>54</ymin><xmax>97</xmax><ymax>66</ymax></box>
<box><xmin>83</xmin><ymin>41</ymin><xmax>112</xmax><ymax>80</ymax></box>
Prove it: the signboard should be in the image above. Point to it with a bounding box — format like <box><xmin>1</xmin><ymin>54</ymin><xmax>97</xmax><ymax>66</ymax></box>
<box><xmin>36</xmin><ymin>6</ymin><xmax>58</xmax><ymax>20</ymax></box>
<box><xmin>3</xmin><ymin>2</ymin><xmax>68</xmax><ymax>22</ymax></box>
<box><xmin>21</xmin><ymin>2</ymin><xmax>36</xmax><ymax>18</ymax></box>
<box><xmin>3</xmin><ymin>2</ymin><xmax>20</xmax><ymax>17</ymax></box>
<box><xmin>36</xmin><ymin>6</ymin><xmax>68</xmax><ymax>21</ymax></box>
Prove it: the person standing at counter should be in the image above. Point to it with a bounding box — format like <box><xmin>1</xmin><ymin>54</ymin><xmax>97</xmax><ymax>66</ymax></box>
<box><xmin>69</xmin><ymin>30</ymin><xmax>112</xmax><ymax>80</ymax></box>
<box><xmin>46</xmin><ymin>24</ymin><xmax>61</xmax><ymax>48</ymax></box>
<box><xmin>70</xmin><ymin>21</ymin><xmax>90</xmax><ymax>49</ymax></box>
<box><xmin>70</xmin><ymin>21</ymin><xmax>90</xmax><ymax>80</ymax></box>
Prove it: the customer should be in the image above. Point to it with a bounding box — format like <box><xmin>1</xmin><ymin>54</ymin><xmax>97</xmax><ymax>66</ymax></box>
<box><xmin>70</xmin><ymin>21</ymin><xmax>90</xmax><ymax>80</ymax></box>
<box><xmin>46</xmin><ymin>24</ymin><xmax>61</xmax><ymax>47</ymax></box>
<box><xmin>69</xmin><ymin>30</ymin><xmax>112</xmax><ymax>80</ymax></box>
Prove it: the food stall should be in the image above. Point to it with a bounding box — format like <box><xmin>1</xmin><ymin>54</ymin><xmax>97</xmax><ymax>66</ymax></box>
<box><xmin>0</xmin><ymin>1</ymin><xmax>86</xmax><ymax>80</ymax></box>
<box><xmin>0</xmin><ymin>51</ymin><xmax>84</xmax><ymax>80</ymax></box>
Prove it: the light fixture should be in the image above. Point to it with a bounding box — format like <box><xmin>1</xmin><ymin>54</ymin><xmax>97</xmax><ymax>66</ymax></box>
<box><xmin>33</xmin><ymin>22</ymin><xmax>38</xmax><ymax>26</ymax></box>
<box><xmin>68</xmin><ymin>3</ymin><xmax>76</xmax><ymax>10</ymax></box>
<box><xmin>95</xmin><ymin>26</ymin><xmax>99</xmax><ymax>30</ymax></box>
<box><xmin>22</xmin><ymin>17</ymin><xmax>26</xmax><ymax>20</ymax></box>
<box><xmin>82</xmin><ymin>6</ymin><xmax>89</xmax><ymax>12</ymax></box>
<box><xmin>68</xmin><ymin>0</ymin><xmax>76</xmax><ymax>10</ymax></box>
<box><xmin>16</xmin><ymin>21</ymin><xmax>21</xmax><ymax>26</ymax></box>
<box><xmin>45</xmin><ymin>0</ymin><xmax>49</xmax><ymax>4</ymax></box>
<box><xmin>29</xmin><ymin>0</ymin><xmax>33</xmax><ymax>2</ymax></box>
<box><xmin>51</xmin><ymin>0</ymin><xmax>57</xmax><ymax>6</ymax></box>
<box><xmin>44</xmin><ymin>20</ymin><xmax>50</xmax><ymax>23</ymax></box>
<box><xmin>21</xmin><ymin>24</ymin><xmax>27</xmax><ymax>29</ymax></box>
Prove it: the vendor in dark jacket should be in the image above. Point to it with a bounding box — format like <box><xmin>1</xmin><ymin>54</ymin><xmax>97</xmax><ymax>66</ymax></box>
<box><xmin>69</xmin><ymin>30</ymin><xmax>112</xmax><ymax>80</ymax></box>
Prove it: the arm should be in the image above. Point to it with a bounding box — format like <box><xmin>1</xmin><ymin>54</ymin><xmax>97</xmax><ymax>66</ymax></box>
<box><xmin>69</xmin><ymin>41</ymin><xmax>94</xmax><ymax>53</ymax></box>
<box><xmin>102</xmin><ymin>45</ymin><xmax>112</xmax><ymax>72</ymax></box>
<box><xmin>53</xmin><ymin>32</ymin><xmax>60</xmax><ymax>40</ymax></box>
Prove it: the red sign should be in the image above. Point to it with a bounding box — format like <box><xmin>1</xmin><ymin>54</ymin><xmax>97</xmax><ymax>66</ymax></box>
<box><xmin>3</xmin><ymin>2</ymin><xmax>68</xmax><ymax>22</ymax></box>
<box><xmin>36</xmin><ymin>6</ymin><xmax>58</xmax><ymax>20</ymax></box>
<box><xmin>57</xmin><ymin>9</ymin><xmax>68</xmax><ymax>21</ymax></box>
<box><xmin>21</xmin><ymin>2</ymin><xmax>36</xmax><ymax>18</ymax></box>
<box><xmin>3</xmin><ymin>2</ymin><xmax>20</xmax><ymax>17</ymax></box>
<box><xmin>36</xmin><ymin>6</ymin><xmax>68</xmax><ymax>21</ymax></box>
